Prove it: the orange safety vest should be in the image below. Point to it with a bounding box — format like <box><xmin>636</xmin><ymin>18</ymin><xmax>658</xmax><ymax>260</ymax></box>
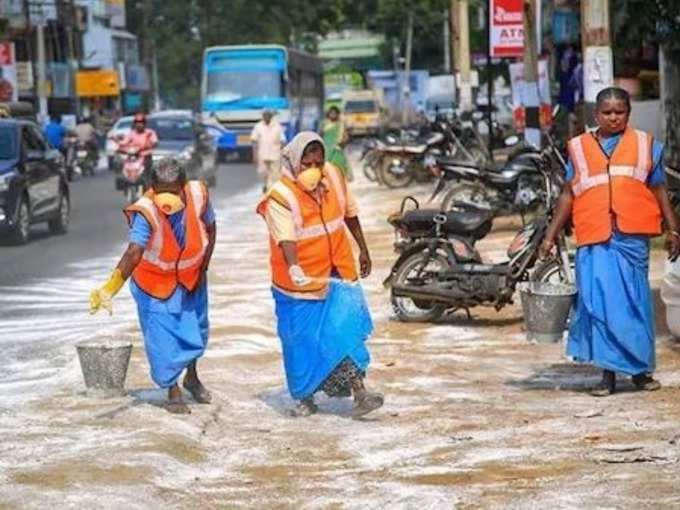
<box><xmin>256</xmin><ymin>162</ymin><xmax>358</xmax><ymax>294</ymax></box>
<box><xmin>124</xmin><ymin>180</ymin><xmax>209</xmax><ymax>299</ymax></box>
<box><xmin>568</xmin><ymin>128</ymin><xmax>662</xmax><ymax>246</ymax></box>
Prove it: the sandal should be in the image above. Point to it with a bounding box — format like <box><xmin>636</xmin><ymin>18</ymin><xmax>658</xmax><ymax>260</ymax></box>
<box><xmin>289</xmin><ymin>398</ymin><xmax>317</xmax><ymax>418</ymax></box>
<box><xmin>352</xmin><ymin>392</ymin><xmax>384</xmax><ymax>418</ymax></box>
<box><xmin>632</xmin><ymin>374</ymin><xmax>661</xmax><ymax>392</ymax></box>
<box><xmin>590</xmin><ymin>370</ymin><xmax>616</xmax><ymax>397</ymax></box>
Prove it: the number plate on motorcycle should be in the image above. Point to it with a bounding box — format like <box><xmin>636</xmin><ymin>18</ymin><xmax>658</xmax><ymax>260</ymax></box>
<box><xmin>77</xmin><ymin>151</ymin><xmax>88</xmax><ymax>157</ymax></box>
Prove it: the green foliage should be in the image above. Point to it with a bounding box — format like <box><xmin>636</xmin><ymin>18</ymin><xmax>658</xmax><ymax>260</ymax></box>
<box><xmin>127</xmin><ymin>0</ymin><xmax>484</xmax><ymax>108</ymax></box>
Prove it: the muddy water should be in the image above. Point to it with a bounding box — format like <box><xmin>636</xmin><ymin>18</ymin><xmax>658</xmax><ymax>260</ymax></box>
<box><xmin>2</xmin><ymin>157</ymin><xmax>680</xmax><ymax>508</ymax></box>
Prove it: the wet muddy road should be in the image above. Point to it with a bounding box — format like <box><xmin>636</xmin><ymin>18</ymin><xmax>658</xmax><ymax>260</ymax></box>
<box><xmin>2</xmin><ymin>157</ymin><xmax>680</xmax><ymax>509</ymax></box>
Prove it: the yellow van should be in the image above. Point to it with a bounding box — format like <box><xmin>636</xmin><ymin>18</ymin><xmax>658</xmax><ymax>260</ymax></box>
<box><xmin>342</xmin><ymin>90</ymin><xmax>382</xmax><ymax>137</ymax></box>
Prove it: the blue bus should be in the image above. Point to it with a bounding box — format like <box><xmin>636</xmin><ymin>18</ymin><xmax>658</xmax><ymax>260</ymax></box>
<box><xmin>201</xmin><ymin>45</ymin><xmax>324</xmax><ymax>156</ymax></box>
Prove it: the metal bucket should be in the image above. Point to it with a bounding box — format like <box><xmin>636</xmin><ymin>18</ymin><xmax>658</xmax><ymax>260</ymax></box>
<box><xmin>518</xmin><ymin>282</ymin><xmax>577</xmax><ymax>343</ymax></box>
<box><xmin>76</xmin><ymin>339</ymin><xmax>132</xmax><ymax>397</ymax></box>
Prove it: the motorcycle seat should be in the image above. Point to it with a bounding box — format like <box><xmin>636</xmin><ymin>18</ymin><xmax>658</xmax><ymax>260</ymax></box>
<box><xmin>399</xmin><ymin>207</ymin><xmax>493</xmax><ymax>240</ymax></box>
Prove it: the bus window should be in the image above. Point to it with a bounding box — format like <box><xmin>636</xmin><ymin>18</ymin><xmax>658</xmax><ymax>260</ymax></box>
<box><xmin>207</xmin><ymin>70</ymin><xmax>282</xmax><ymax>100</ymax></box>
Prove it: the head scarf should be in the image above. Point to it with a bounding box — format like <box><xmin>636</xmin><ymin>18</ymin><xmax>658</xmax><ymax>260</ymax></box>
<box><xmin>280</xmin><ymin>131</ymin><xmax>325</xmax><ymax>179</ymax></box>
<box><xmin>154</xmin><ymin>157</ymin><xmax>183</xmax><ymax>184</ymax></box>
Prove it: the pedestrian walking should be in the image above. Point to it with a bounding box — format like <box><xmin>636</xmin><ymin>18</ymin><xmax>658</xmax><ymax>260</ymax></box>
<box><xmin>256</xmin><ymin>132</ymin><xmax>383</xmax><ymax>418</ymax></box>
<box><xmin>89</xmin><ymin>158</ymin><xmax>217</xmax><ymax>414</ymax></box>
<box><xmin>541</xmin><ymin>87</ymin><xmax>680</xmax><ymax>396</ymax></box>
<box><xmin>251</xmin><ymin>109</ymin><xmax>286</xmax><ymax>192</ymax></box>
<box><xmin>322</xmin><ymin>106</ymin><xmax>353</xmax><ymax>181</ymax></box>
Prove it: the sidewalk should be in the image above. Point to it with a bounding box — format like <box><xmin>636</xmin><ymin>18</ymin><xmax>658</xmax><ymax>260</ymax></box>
<box><xmin>2</xmin><ymin>156</ymin><xmax>680</xmax><ymax>509</ymax></box>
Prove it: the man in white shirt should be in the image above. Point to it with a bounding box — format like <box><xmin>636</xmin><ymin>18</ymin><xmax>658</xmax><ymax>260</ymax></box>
<box><xmin>250</xmin><ymin>110</ymin><xmax>286</xmax><ymax>192</ymax></box>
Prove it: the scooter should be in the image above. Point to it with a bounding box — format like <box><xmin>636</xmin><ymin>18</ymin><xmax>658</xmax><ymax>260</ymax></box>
<box><xmin>118</xmin><ymin>147</ymin><xmax>147</xmax><ymax>204</ymax></box>
<box><xmin>384</xmin><ymin>145</ymin><xmax>572</xmax><ymax>323</ymax></box>
<box><xmin>74</xmin><ymin>141</ymin><xmax>97</xmax><ymax>177</ymax></box>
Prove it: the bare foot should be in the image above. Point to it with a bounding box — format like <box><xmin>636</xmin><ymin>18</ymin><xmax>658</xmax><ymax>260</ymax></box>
<box><xmin>166</xmin><ymin>397</ymin><xmax>191</xmax><ymax>414</ymax></box>
<box><xmin>183</xmin><ymin>381</ymin><xmax>212</xmax><ymax>404</ymax></box>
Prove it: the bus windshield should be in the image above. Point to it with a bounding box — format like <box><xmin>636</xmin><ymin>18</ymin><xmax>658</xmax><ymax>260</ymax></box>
<box><xmin>206</xmin><ymin>70</ymin><xmax>282</xmax><ymax>100</ymax></box>
<box><xmin>345</xmin><ymin>100</ymin><xmax>377</xmax><ymax>114</ymax></box>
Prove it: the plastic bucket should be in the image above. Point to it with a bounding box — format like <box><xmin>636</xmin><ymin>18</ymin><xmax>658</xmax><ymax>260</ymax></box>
<box><xmin>518</xmin><ymin>282</ymin><xmax>577</xmax><ymax>343</ymax></box>
<box><xmin>76</xmin><ymin>339</ymin><xmax>132</xmax><ymax>397</ymax></box>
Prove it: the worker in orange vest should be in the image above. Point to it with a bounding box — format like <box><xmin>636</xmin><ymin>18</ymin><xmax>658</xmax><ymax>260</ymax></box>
<box><xmin>541</xmin><ymin>87</ymin><xmax>680</xmax><ymax>396</ymax></box>
<box><xmin>89</xmin><ymin>158</ymin><xmax>217</xmax><ymax>414</ymax></box>
<box><xmin>257</xmin><ymin>132</ymin><xmax>383</xmax><ymax>418</ymax></box>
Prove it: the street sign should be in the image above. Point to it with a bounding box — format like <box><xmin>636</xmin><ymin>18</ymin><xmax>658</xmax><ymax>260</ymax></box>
<box><xmin>584</xmin><ymin>46</ymin><xmax>613</xmax><ymax>103</ymax></box>
<box><xmin>489</xmin><ymin>0</ymin><xmax>524</xmax><ymax>58</ymax></box>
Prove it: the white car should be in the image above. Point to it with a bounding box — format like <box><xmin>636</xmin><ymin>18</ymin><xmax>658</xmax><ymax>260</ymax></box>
<box><xmin>105</xmin><ymin>116</ymin><xmax>134</xmax><ymax>169</ymax></box>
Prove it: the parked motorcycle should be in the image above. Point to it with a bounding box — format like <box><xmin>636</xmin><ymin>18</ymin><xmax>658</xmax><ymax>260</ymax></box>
<box><xmin>387</xmin><ymin>196</ymin><xmax>494</xmax><ymax>254</ymax></box>
<box><xmin>432</xmin><ymin>133</ymin><xmax>566</xmax><ymax>220</ymax></box>
<box><xmin>384</xmin><ymin>145</ymin><xmax>572</xmax><ymax>323</ymax></box>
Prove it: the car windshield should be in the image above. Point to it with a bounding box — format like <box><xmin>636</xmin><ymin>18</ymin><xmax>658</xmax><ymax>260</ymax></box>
<box><xmin>0</xmin><ymin>126</ymin><xmax>17</xmax><ymax>159</ymax></box>
<box><xmin>206</xmin><ymin>70</ymin><xmax>282</xmax><ymax>100</ymax></box>
<box><xmin>116</xmin><ymin>119</ymin><xmax>133</xmax><ymax>130</ymax></box>
<box><xmin>147</xmin><ymin>118</ymin><xmax>195</xmax><ymax>141</ymax></box>
<box><xmin>345</xmin><ymin>100</ymin><xmax>377</xmax><ymax>113</ymax></box>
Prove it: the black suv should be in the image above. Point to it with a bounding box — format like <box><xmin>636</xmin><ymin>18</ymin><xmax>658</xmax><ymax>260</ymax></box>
<box><xmin>0</xmin><ymin>119</ymin><xmax>70</xmax><ymax>244</ymax></box>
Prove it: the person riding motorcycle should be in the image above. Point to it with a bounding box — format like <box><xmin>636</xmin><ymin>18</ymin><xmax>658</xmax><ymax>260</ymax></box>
<box><xmin>117</xmin><ymin>113</ymin><xmax>158</xmax><ymax>177</ymax></box>
<box><xmin>75</xmin><ymin>116</ymin><xmax>100</xmax><ymax>163</ymax></box>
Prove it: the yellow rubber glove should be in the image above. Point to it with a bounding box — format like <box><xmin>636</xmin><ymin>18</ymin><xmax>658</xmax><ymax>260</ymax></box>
<box><xmin>89</xmin><ymin>269</ymin><xmax>126</xmax><ymax>315</ymax></box>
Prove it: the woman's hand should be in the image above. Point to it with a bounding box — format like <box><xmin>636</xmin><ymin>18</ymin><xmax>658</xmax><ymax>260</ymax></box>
<box><xmin>666</xmin><ymin>232</ymin><xmax>680</xmax><ymax>262</ymax></box>
<box><xmin>359</xmin><ymin>248</ymin><xmax>372</xmax><ymax>278</ymax></box>
<box><xmin>539</xmin><ymin>238</ymin><xmax>555</xmax><ymax>260</ymax></box>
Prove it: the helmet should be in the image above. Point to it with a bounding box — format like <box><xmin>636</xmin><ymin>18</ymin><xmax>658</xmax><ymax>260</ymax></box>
<box><xmin>133</xmin><ymin>112</ymin><xmax>146</xmax><ymax>124</ymax></box>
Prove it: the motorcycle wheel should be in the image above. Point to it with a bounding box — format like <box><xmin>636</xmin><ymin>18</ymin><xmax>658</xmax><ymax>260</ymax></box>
<box><xmin>378</xmin><ymin>156</ymin><xmax>415</xmax><ymax>189</ymax></box>
<box><xmin>441</xmin><ymin>182</ymin><xmax>493</xmax><ymax>212</ymax></box>
<box><xmin>362</xmin><ymin>153</ymin><xmax>379</xmax><ymax>182</ymax></box>
<box><xmin>531</xmin><ymin>257</ymin><xmax>575</xmax><ymax>284</ymax></box>
<box><xmin>390</xmin><ymin>251</ymin><xmax>447</xmax><ymax>323</ymax></box>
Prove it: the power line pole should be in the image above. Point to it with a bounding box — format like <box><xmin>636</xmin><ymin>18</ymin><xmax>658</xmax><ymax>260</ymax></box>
<box><xmin>580</xmin><ymin>0</ymin><xmax>612</xmax><ymax>127</ymax></box>
<box><xmin>522</xmin><ymin>0</ymin><xmax>541</xmax><ymax>147</ymax></box>
<box><xmin>443</xmin><ymin>9</ymin><xmax>450</xmax><ymax>73</ymax></box>
<box><xmin>139</xmin><ymin>0</ymin><xmax>155</xmax><ymax>113</ymax></box>
<box><xmin>455</xmin><ymin>0</ymin><xmax>473</xmax><ymax>111</ymax></box>
<box><xmin>402</xmin><ymin>11</ymin><xmax>413</xmax><ymax>125</ymax></box>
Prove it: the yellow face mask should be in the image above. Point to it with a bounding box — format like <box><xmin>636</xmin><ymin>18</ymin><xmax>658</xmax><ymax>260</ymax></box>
<box><xmin>153</xmin><ymin>192</ymin><xmax>185</xmax><ymax>215</ymax></box>
<box><xmin>297</xmin><ymin>166</ymin><xmax>323</xmax><ymax>191</ymax></box>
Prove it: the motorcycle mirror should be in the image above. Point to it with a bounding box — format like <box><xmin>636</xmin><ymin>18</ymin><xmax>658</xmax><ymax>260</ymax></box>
<box><xmin>504</xmin><ymin>135</ymin><xmax>520</xmax><ymax>146</ymax></box>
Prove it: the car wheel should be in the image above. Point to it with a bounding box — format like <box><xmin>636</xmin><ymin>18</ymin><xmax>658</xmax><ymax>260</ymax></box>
<box><xmin>48</xmin><ymin>191</ymin><xmax>70</xmax><ymax>234</ymax></box>
<box><xmin>11</xmin><ymin>196</ymin><xmax>30</xmax><ymax>244</ymax></box>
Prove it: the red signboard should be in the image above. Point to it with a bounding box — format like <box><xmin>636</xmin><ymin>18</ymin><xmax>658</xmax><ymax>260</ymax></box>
<box><xmin>490</xmin><ymin>0</ymin><xmax>524</xmax><ymax>58</ymax></box>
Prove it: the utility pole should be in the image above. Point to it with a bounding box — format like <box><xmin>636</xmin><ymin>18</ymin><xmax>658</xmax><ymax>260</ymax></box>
<box><xmin>522</xmin><ymin>0</ymin><xmax>541</xmax><ymax>147</ymax></box>
<box><xmin>60</xmin><ymin>0</ymin><xmax>80</xmax><ymax>118</ymax></box>
<box><xmin>140</xmin><ymin>0</ymin><xmax>155</xmax><ymax>113</ymax></box>
<box><xmin>453</xmin><ymin>0</ymin><xmax>472</xmax><ymax>111</ymax></box>
<box><xmin>443</xmin><ymin>9</ymin><xmax>450</xmax><ymax>73</ymax></box>
<box><xmin>580</xmin><ymin>0</ymin><xmax>612</xmax><ymax>127</ymax></box>
<box><xmin>402</xmin><ymin>12</ymin><xmax>413</xmax><ymax>125</ymax></box>
<box><xmin>36</xmin><ymin>14</ymin><xmax>48</xmax><ymax>121</ymax></box>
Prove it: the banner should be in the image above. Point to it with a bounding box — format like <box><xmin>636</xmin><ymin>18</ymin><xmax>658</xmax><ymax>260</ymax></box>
<box><xmin>490</xmin><ymin>0</ymin><xmax>524</xmax><ymax>58</ymax></box>
<box><xmin>509</xmin><ymin>59</ymin><xmax>552</xmax><ymax>131</ymax></box>
<box><xmin>0</xmin><ymin>42</ymin><xmax>18</xmax><ymax>102</ymax></box>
